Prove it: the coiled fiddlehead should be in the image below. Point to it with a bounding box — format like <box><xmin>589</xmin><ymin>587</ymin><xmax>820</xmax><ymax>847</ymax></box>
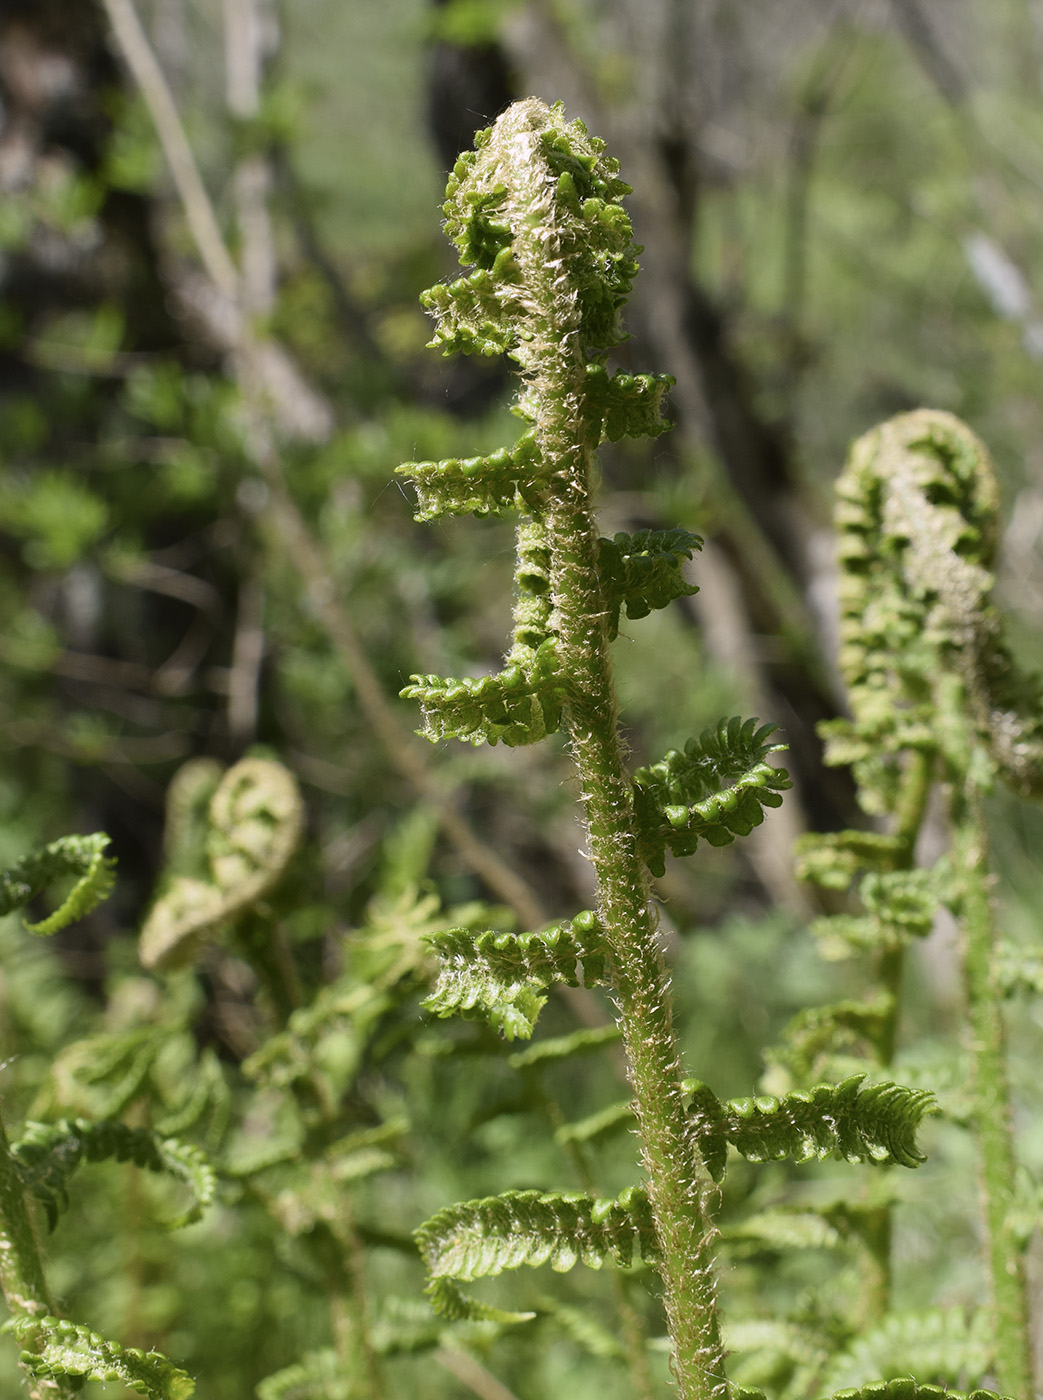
<box><xmin>140</xmin><ymin>756</ymin><xmax>304</xmax><ymax>969</ymax></box>
<box><xmin>824</xmin><ymin>408</ymin><xmax>1043</xmax><ymax>810</ymax></box>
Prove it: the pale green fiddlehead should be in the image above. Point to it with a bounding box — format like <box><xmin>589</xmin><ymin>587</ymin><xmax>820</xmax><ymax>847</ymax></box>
<box><xmin>805</xmin><ymin>409</ymin><xmax>1038</xmax><ymax>1394</ymax></box>
<box><xmin>140</xmin><ymin>755</ymin><xmax>304</xmax><ymax>970</ymax></box>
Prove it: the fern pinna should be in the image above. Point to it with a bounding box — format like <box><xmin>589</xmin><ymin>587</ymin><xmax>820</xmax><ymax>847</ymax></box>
<box><xmin>401</xmin><ymin>99</ymin><xmax>947</xmax><ymax>1400</ymax></box>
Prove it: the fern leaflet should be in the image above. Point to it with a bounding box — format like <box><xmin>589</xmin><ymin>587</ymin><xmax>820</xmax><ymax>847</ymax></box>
<box><xmin>634</xmin><ymin>717</ymin><xmax>791</xmax><ymax>876</ymax></box>
<box><xmin>416</xmin><ymin>1185</ymin><xmax>657</xmax><ymax>1322</ymax></box>
<box><xmin>423</xmin><ymin>910</ymin><xmax>607</xmax><ymax>1039</ymax></box>
<box><xmin>684</xmin><ymin>1074</ymin><xmax>935</xmax><ymax>1182</ymax></box>
<box><xmin>5</xmin><ymin>1315</ymin><xmax>194</xmax><ymax>1399</ymax></box>
<box><xmin>598</xmin><ymin>528</ymin><xmax>700</xmax><ymax>639</ymax></box>
<box><xmin>12</xmin><ymin>1118</ymin><xmax>217</xmax><ymax>1230</ymax></box>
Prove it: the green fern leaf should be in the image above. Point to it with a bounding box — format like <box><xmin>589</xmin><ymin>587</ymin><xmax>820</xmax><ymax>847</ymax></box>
<box><xmin>684</xmin><ymin>1074</ymin><xmax>934</xmax><ymax>1181</ymax></box>
<box><xmin>0</xmin><ymin>833</ymin><xmax>115</xmax><ymax>935</ymax></box>
<box><xmin>598</xmin><ymin>528</ymin><xmax>701</xmax><ymax>639</ymax></box>
<box><xmin>402</xmin><ymin>639</ymin><xmax>565</xmax><ymax>748</ymax></box>
<box><xmin>818</xmin><ymin>1308</ymin><xmax>994</xmax><ymax>1391</ymax></box>
<box><xmin>823</xmin><ymin>1386</ymin><xmax>1011</xmax><ymax>1400</ymax></box>
<box><xmin>633</xmin><ymin>717</ymin><xmax>791</xmax><ymax>876</ymax></box>
<box><xmin>583</xmin><ymin>364</ymin><xmax>675</xmax><ymax>442</ymax></box>
<box><xmin>767</xmin><ymin>994</ymin><xmax>895</xmax><ymax>1085</ymax></box>
<box><xmin>423</xmin><ymin>910</ymin><xmax>607</xmax><ymax>1039</ymax></box>
<box><xmin>12</xmin><ymin>1118</ymin><xmax>217</xmax><ymax>1230</ymax></box>
<box><xmin>397</xmin><ymin>430</ymin><xmax>549</xmax><ymax>520</ymax></box>
<box><xmin>415</xmin><ymin>1185</ymin><xmax>657</xmax><ymax>1322</ymax></box>
<box><xmin>6</xmin><ymin>1315</ymin><xmax>194</xmax><ymax>1399</ymax></box>
<box><xmin>720</xmin><ymin>1209</ymin><xmax>845</xmax><ymax>1254</ymax></box>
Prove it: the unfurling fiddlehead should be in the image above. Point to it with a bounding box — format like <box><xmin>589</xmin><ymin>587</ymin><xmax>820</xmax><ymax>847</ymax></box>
<box><xmin>797</xmin><ymin>409</ymin><xmax>1039</xmax><ymax>1395</ymax></box>
<box><xmin>139</xmin><ymin>755</ymin><xmax>304</xmax><ymax>969</ymax></box>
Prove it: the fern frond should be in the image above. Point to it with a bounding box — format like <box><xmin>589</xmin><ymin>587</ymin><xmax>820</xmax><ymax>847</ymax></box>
<box><xmin>633</xmin><ymin>718</ymin><xmax>791</xmax><ymax>876</ymax></box>
<box><xmin>6</xmin><ymin>1315</ymin><xmax>194</xmax><ymax>1399</ymax></box>
<box><xmin>0</xmin><ymin>833</ymin><xmax>115</xmax><ymax>935</ymax></box>
<box><xmin>598</xmin><ymin>528</ymin><xmax>701</xmax><ymax>639</ymax></box>
<box><xmin>402</xmin><ymin>639</ymin><xmax>565</xmax><ymax>748</ymax></box>
<box><xmin>684</xmin><ymin>1074</ymin><xmax>934</xmax><ymax>1182</ymax></box>
<box><xmin>995</xmin><ymin>941</ymin><xmax>1043</xmax><ymax>997</ymax></box>
<box><xmin>140</xmin><ymin>757</ymin><xmax>304</xmax><ymax>969</ymax></box>
<box><xmin>821</xmin><ymin>1386</ymin><xmax>1009</xmax><ymax>1400</ymax></box>
<box><xmin>817</xmin><ymin>1308</ymin><xmax>994</xmax><ymax>1392</ymax></box>
<box><xmin>423</xmin><ymin>910</ymin><xmax>607</xmax><ymax>1039</ymax></box>
<box><xmin>12</xmin><ymin>1118</ymin><xmax>217</xmax><ymax>1230</ymax></box>
<box><xmin>398</xmin><ymin>430</ymin><xmax>548</xmax><ymax>519</ymax></box>
<box><xmin>415</xmin><ymin>1185</ymin><xmax>657</xmax><ymax>1322</ymax></box>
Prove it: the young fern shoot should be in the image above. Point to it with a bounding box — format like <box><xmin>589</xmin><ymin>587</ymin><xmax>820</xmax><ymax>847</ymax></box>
<box><xmin>797</xmin><ymin>410</ymin><xmax>1043</xmax><ymax>1395</ymax></box>
<box><xmin>399</xmin><ymin>97</ymin><xmax>791</xmax><ymax>1400</ymax></box>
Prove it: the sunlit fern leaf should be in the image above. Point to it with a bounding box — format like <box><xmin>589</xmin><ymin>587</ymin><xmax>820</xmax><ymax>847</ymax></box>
<box><xmin>140</xmin><ymin>757</ymin><xmax>304</xmax><ymax>970</ymax></box>
<box><xmin>633</xmin><ymin>717</ymin><xmax>791</xmax><ymax>876</ymax></box>
<box><xmin>11</xmin><ymin>1118</ymin><xmax>216</xmax><ymax>1230</ymax></box>
<box><xmin>598</xmin><ymin>528</ymin><xmax>701</xmax><ymax>639</ymax></box>
<box><xmin>823</xmin><ymin>1386</ymin><xmax>1011</xmax><ymax>1400</ymax></box>
<box><xmin>583</xmin><ymin>364</ymin><xmax>675</xmax><ymax>442</ymax></box>
<box><xmin>817</xmin><ymin>1309</ymin><xmax>994</xmax><ymax>1393</ymax></box>
<box><xmin>5</xmin><ymin>1315</ymin><xmax>194</xmax><ymax>1399</ymax></box>
<box><xmin>423</xmin><ymin>910</ymin><xmax>607</xmax><ymax>1040</ymax></box>
<box><xmin>416</xmin><ymin>1185</ymin><xmax>657</xmax><ymax>1323</ymax></box>
<box><xmin>397</xmin><ymin>431</ymin><xmax>548</xmax><ymax>519</ymax></box>
<box><xmin>0</xmin><ymin>833</ymin><xmax>115</xmax><ymax>936</ymax></box>
<box><xmin>402</xmin><ymin>640</ymin><xmax>565</xmax><ymax>748</ymax></box>
<box><xmin>684</xmin><ymin>1074</ymin><xmax>934</xmax><ymax>1182</ymax></box>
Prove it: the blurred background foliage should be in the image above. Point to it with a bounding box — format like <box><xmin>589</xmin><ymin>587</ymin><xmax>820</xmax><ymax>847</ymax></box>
<box><xmin>4</xmin><ymin>0</ymin><xmax>1043</xmax><ymax>1396</ymax></box>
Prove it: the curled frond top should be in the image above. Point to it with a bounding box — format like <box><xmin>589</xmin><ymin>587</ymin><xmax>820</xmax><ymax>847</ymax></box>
<box><xmin>423</xmin><ymin>98</ymin><xmax>640</xmax><ymax>364</ymax></box>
